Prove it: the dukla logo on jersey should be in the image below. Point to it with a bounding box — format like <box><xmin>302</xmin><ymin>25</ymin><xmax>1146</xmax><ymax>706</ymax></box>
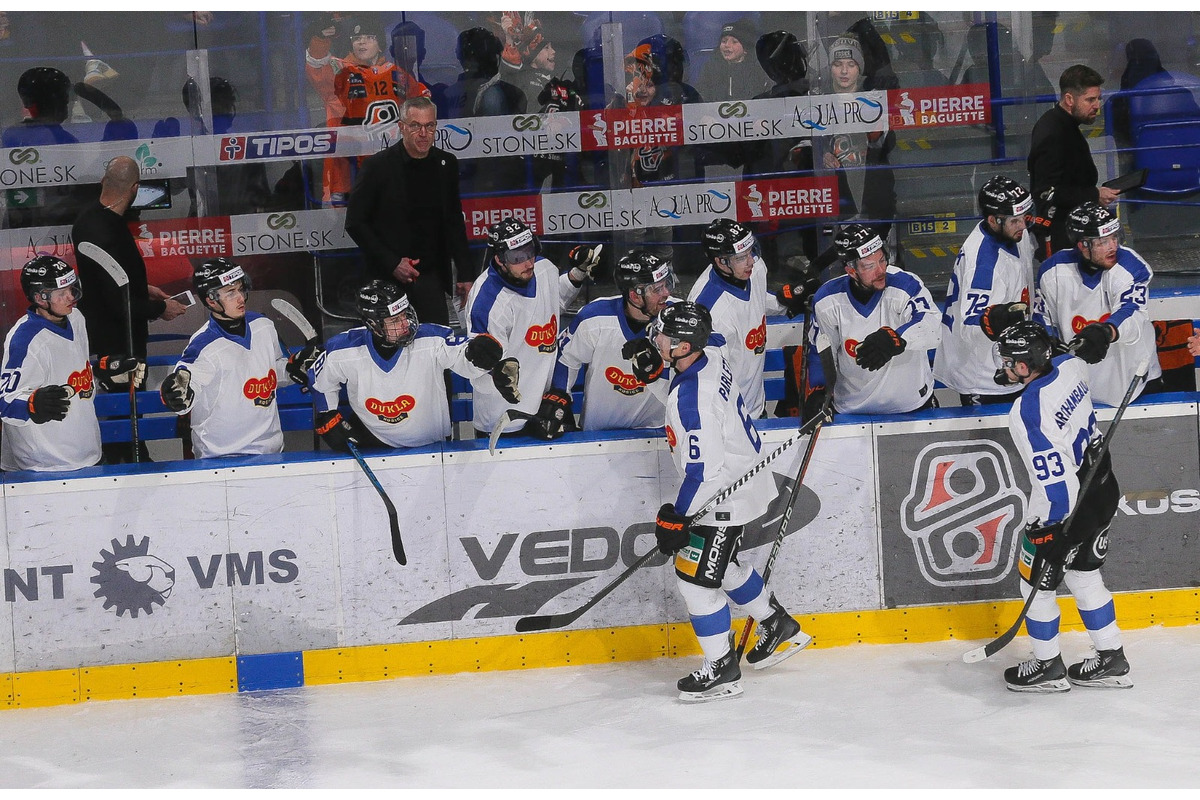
<box><xmin>604</xmin><ymin>366</ymin><xmax>644</xmax><ymax>396</ymax></box>
<box><xmin>845</xmin><ymin>339</ymin><xmax>860</xmax><ymax>359</ymax></box>
<box><xmin>900</xmin><ymin>440</ymin><xmax>1026</xmax><ymax>587</ymax></box>
<box><xmin>243</xmin><ymin>369</ymin><xmax>278</xmax><ymax>407</ymax></box>
<box><xmin>745</xmin><ymin>317</ymin><xmax>767</xmax><ymax>355</ymax></box>
<box><xmin>1071</xmin><ymin>312</ymin><xmax>1111</xmax><ymax>334</ymax></box>
<box><xmin>524</xmin><ymin>315</ymin><xmax>558</xmax><ymax>353</ymax></box>
<box><xmin>67</xmin><ymin>362</ymin><xmax>95</xmax><ymax>399</ymax></box>
<box><xmin>366</xmin><ymin>394</ymin><xmax>416</xmax><ymax>423</ymax></box>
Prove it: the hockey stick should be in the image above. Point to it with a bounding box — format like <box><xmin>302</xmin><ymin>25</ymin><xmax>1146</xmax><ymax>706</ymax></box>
<box><xmin>77</xmin><ymin>241</ymin><xmax>139</xmax><ymax>462</ymax></box>
<box><xmin>514</xmin><ymin>409</ymin><xmax>831</xmax><ymax>633</ymax></box>
<box><xmin>734</xmin><ymin>406</ymin><xmax>826</xmax><ymax>662</ymax></box>
<box><xmin>962</xmin><ymin>358</ymin><xmax>1150</xmax><ymax>664</ymax></box>
<box><xmin>270</xmin><ymin>298</ymin><xmax>322</xmax><ymax>448</ymax></box>
<box><xmin>488</xmin><ymin>408</ymin><xmax>539</xmax><ymax>455</ymax></box>
<box><xmin>346</xmin><ymin>439</ymin><xmax>407</xmax><ymax>566</ymax></box>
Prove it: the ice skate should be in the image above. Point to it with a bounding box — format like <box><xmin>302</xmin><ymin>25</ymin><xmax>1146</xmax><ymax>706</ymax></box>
<box><xmin>1004</xmin><ymin>654</ymin><xmax>1070</xmax><ymax>693</ymax></box>
<box><xmin>1068</xmin><ymin>647</ymin><xmax>1132</xmax><ymax>688</ymax></box>
<box><xmin>678</xmin><ymin>646</ymin><xmax>742</xmax><ymax>703</ymax></box>
<box><xmin>746</xmin><ymin>594</ymin><xmax>812</xmax><ymax>670</ymax></box>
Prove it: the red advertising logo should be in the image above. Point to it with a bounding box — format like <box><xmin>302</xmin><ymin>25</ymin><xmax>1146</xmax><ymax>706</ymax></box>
<box><xmin>243</xmin><ymin>370</ymin><xmax>278</xmax><ymax>407</ymax></box>
<box><xmin>745</xmin><ymin>317</ymin><xmax>767</xmax><ymax>354</ymax></box>
<box><xmin>580</xmin><ymin>105</ymin><xmax>684</xmax><ymax>151</ymax></box>
<box><xmin>735</xmin><ymin>177</ymin><xmax>838</xmax><ymax>221</ymax></box>
<box><xmin>68</xmin><ymin>362</ymin><xmax>95</xmax><ymax>399</ymax></box>
<box><xmin>131</xmin><ymin>216</ymin><xmax>232</xmax><ymax>260</ymax></box>
<box><xmin>366</xmin><ymin>394</ymin><xmax>416</xmax><ymax>422</ymax></box>
<box><xmin>888</xmin><ymin>84</ymin><xmax>990</xmax><ymax>129</ymax></box>
<box><xmin>604</xmin><ymin>366</ymin><xmax>644</xmax><ymax>396</ymax></box>
<box><xmin>462</xmin><ymin>194</ymin><xmax>543</xmax><ymax>240</ymax></box>
<box><xmin>524</xmin><ymin>316</ymin><xmax>558</xmax><ymax>352</ymax></box>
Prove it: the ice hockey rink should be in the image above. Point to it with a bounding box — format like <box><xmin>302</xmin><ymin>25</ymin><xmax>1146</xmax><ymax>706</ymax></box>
<box><xmin>0</xmin><ymin>625</ymin><xmax>1198</xmax><ymax>789</ymax></box>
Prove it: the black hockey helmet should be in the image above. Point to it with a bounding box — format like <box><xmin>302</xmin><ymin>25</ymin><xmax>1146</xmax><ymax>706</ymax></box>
<box><xmin>193</xmin><ymin>257</ymin><xmax>248</xmax><ymax>301</ymax></box>
<box><xmin>702</xmin><ymin>218</ymin><xmax>756</xmax><ymax>261</ymax></box>
<box><xmin>978</xmin><ymin>175</ymin><xmax>1033</xmax><ymax>218</ymax></box>
<box><xmin>649</xmin><ymin>301</ymin><xmax>712</xmax><ymax>353</ymax></box>
<box><xmin>21</xmin><ymin>255</ymin><xmax>80</xmax><ymax>304</ymax></box>
<box><xmin>835</xmin><ymin>223</ymin><xmax>886</xmax><ymax>265</ymax></box>
<box><xmin>996</xmin><ymin>320</ymin><xmax>1054</xmax><ymax>375</ymax></box>
<box><xmin>615</xmin><ymin>250</ymin><xmax>676</xmax><ymax>298</ymax></box>
<box><xmin>17</xmin><ymin>67</ymin><xmax>72</xmax><ymax>123</ymax></box>
<box><xmin>486</xmin><ymin>216</ymin><xmax>540</xmax><ymax>266</ymax></box>
<box><xmin>1066</xmin><ymin>201</ymin><xmax>1120</xmax><ymax>245</ymax></box>
<box><xmin>357</xmin><ymin>279</ymin><xmax>418</xmax><ymax>347</ymax></box>
<box><xmin>756</xmin><ymin>31</ymin><xmax>807</xmax><ymax>85</ymax></box>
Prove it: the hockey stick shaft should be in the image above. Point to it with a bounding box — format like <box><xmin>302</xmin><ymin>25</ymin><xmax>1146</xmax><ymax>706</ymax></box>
<box><xmin>270</xmin><ymin>298</ymin><xmax>319</xmax><ymax>344</ymax></box>
<box><xmin>515</xmin><ymin>410</ymin><xmax>830</xmax><ymax>633</ymax></box>
<box><xmin>963</xmin><ymin>358</ymin><xmax>1149</xmax><ymax>663</ymax></box>
<box><xmin>488</xmin><ymin>408</ymin><xmax>539</xmax><ymax>455</ymax></box>
<box><xmin>346</xmin><ymin>440</ymin><xmax>406</xmax><ymax>566</ymax></box>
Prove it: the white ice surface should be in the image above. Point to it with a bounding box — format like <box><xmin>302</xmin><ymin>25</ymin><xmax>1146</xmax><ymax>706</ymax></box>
<box><xmin>1</xmin><ymin>625</ymin><xmax>1198</xmax><ymax>789</ymax></box>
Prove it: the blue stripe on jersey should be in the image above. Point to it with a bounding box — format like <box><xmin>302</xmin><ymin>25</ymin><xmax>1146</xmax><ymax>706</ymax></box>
<box><xmin>415</xmin><ymin>322</ymin><xmax>454</xmax><ymax>341</ymax></box>
<box><xmin>726</xmin><ymin>568</ymin><xmax>765</xmax><ymax>606</ymax></box>
<box><xmin>1079</xmin><ymin>599</ymin><xmax>1116</xmax><ymax>632</ymax></box>
<box><xmin>2</xmin><ymin>312</ymin><xmax>40</xmax><ymax>371</ymax></box>
<box><xmin>694</xmin><ymin>270</ymin><xmax>750</xmax><ymax>306</ymax></box>
<box><xmin>179</xmin><ymin>319</ymin><xmax>226</xmax><ymax>367</ymax></box>
<box><xmin>969</xmin><ymin>231</ymin><xmax>1003</xmax><ymax>291</ymax></box>
<box><xmin>690</xmin><ymin>604</ymin><xmax>732</xmax><ymax>638</ymax></box>
<box><xmin>325</xmin><ymin>327</ymin><xmax>371</xmax><ymax>355</ymax></box>
<box><xmin>569</xmin><ymin>296</ymin><xmax>624</xmax><ymax>333</ymax></box>
<box><xmin>1025</xmin><ymin>614</ymin><xmax>1060</xmax><ymax>643</ymax></box>
<box><xmin>469</xmin><ymin>269</ymin><xmax>508</xmax><ymax>334</ymax></box>
<box><xmin>886</xmin><ymin>268</ymin><xmax>925</xmax><ymax>299</ymax></box>
<box><xmin>1021</xmin><ymin>364</ymin><xmax>1071</xmax><ymax>521</ymax></box>
<box><xmin>813</xmin><ymin>274</ymin><xmax>850</xmax><ymax>306</ymax></box>
<box><xmin>1036</xmin><ymin>249</ymin><xmax>1075</xmax><ymax>284</ymax></box>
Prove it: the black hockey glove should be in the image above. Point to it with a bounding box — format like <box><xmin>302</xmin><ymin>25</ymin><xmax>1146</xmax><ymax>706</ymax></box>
<box><xmin>1069</xmin><ymin>323</ymin><xmax>1114</xmax><ymax>364</ymax></box>
<box><xmin>28</xmin><ymin>384</ymin><xmax>72</xmax><ymax>424</ymax></box>
<box><xmin>621</xmin><ymin>336</ymin><xmax>664</xmax><ymax>384</ymax></box>
<box><xmin>979</xmin><ymin>302</ymin><xmax>1028</xmax><ymax>341</ymax></box>
<box><xmin>160</xmin><ymin>369</ymin><xmax>194</xmax><ymax>414</ymax></box>
<box><xmin>525</xmin><ymin>388</ymin><xmax>576</xmax><ymax>441</ymax></box>
<box><xmin>567</xmin><ymin>244</ymin><xmax>603</xmax><ymax>284</ymax></box>
<box><xmin>492</xmin><ymin>358</ymin><xmax>521</xmax><ymax>404</ymax></box>
<box><xmin>774</xmin><ymin>278</ymin><xmax>820</xmax><ymax>319</ymax></box>
<box><xmin>855</xmin><ymin>326</ymin><xmax>906</xmax><ymax>371</ymax></box>
<box><xmin>96</xmin><ymin>355</ymin><xmax>146</xmax><ymax>391</ymax></box>
<box><xmin>538</xmin><ymin>77</ymin><xmax>584</xmax><ymax>111</ymax></box>
<box><xmin>464</xmin><ymin>333</ymin><xmax>503</xmax><ymax>371</ymax></box>
<box><xmin>286</xmin><ymin>342</ymin><xmax>323</xmax><ymax>388</ymax></box>
<box><xmin>655</xmin><ymin>503</ymin><xmax>692</xmax><ymax>555</ymax></box>
<box><xmin>1026</xmin><ymin>520</ymin><xmax>1074</xmax><ymax>566</ymax></box>
<box><xmin>314</xmin><ymin>409</ymin><xmax>358</xmax><ymax>454</ymax></box>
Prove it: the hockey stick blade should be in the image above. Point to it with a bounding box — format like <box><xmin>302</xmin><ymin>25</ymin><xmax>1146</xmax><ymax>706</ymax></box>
<box><xmin>77</xmin><ymin>241</ymin><xmax>129</xmax><ymax>288</ymax></box>
<box><xmin>515</xmin><ymin>549</ymin><xmax>657</xmax><ymax>633</ymax></box>
<box><xmin>271</xmin><ymin>298</ymin><xmax>319</xmax><ymax>344</ymax></box>
<box><xmin>346</xmin><ymin>440</ymin><xmax>406</xmax><ymax>566</ymax></box>
<box><xmin>488</xmin><ymin>409</ymin><xmax>538</xmax><ymax>455</ymax></box>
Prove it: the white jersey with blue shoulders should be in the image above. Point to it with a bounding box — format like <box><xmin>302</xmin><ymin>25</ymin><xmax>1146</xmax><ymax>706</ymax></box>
<box><xmin>466</xmin><ymin>257</ymin><xmax>581</xmax><ymax>434</ymax></box>
<box><xmin>687</xmin><ymin>257</ymin><xmax>785</xmax><ymax>418</ymax></box>
<box><xmin>811</xmin><ymin>266</ymin><xmax>940</xmax><ymax>414</ymax></box>
<box><xmin>1033</xmin><ymin>245</ymin><xmax>1161</xmax><ymax>407</ymax></box>
<box><xmin>173</xmin><ymin>312</ymin><xmax>288</xmax><ymax>459</ymax></box>
<box><xmin>310</xmin><ymin>324</ymin><xmax>485</xmax><ymax>448</ymax></box>
<box><xmin>0</xmin><ymin>308</ymin><xmax>101</xmax><ymax>471</ymax></box>
<box><xmin>1009</xmin><ymin>354</ymin><xmax>1100</xmax><ymax>526</ymax></box>
<box><xmin>554</xmin><ymin>295</ymin><xmax>668</xmax><ymax>430</ymax></box>
<box><xmin>934</xmin><ymin>221</ymin><xmax>1035</xmax><ymax>395</ymax></box>
<box><xmin>665</xmin><ymin>348</ymin><xmax>774</xmax><ymax>525</ymax></box>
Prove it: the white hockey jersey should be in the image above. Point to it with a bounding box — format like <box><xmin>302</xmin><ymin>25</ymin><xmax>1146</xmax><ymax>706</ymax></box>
<box><xmin>173</xmin><ymin>312</ymin><xmax>288</xmax><ymax>459</ymax></box>
<box><xmin>665</xmin><ymin>348</ymin><xmax>774</xmax><ymax>525</ymax></box>
<box><xmin>934</xmin><ymin>221</ymin><xmax>1036</xmax><ymax>396</ymax></box>
<box><xmin>310</xmin><ymin>324</ymin><xmax>485</xmax><ymax>448</ymax></box>
<box><xmin>466</xmin><ymin>258</ymin><xmax>581</xmax><ymax>434</ymax></box>
<box><xmin>554</xmin><ymin>295</ymin><xmax>669</xmax><ymax>431</ymax></box>
<box><xmin>1009</xmin><ymin>354</ymin><xmax>1100</xmax><ymax>526</ymax></box>
<box><xmin>811</xmin><ymin>267</ymin><xmax>940</xmax><ymax>414</ymax></box>
<box><xmin>0</xmin><ymin>308</ymin><xmax>101</xmax><ymax>471</ymax></box>
<box><xmin>1033</xmin><ymin>246</ymin><xmax>1161</xmax><ymax>407</ymax></box>
<box><xmin>687</xmin><ymin>257</ymin><xmax>786</xmax><ymax>418</ymax></box>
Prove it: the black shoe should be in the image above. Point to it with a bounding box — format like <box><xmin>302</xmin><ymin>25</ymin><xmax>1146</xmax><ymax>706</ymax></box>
<box><xmin>746</xmin><ymin>594</ymin><xmax>812</xmax><ymax>670</ymax></box>
<box><xmin>1068</xmin><ymin>647</ymin><xmax>1133</xmax><ymax>688</ymax></box>
<box><xmin>1004</xmin><ymin>654</ymin><xmax>1070</xmax><ymax>693</ymax></box>
<box><xmin>678</xmin><ymin>646</ymin><xmax>742</xmax><ymax>703</ymax></box>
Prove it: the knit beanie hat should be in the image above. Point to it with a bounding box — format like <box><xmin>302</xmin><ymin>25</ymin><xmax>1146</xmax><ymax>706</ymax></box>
<box><xmin>718</xmin><ymin>20</ymin><xmax>755</xmax><ymax>49</ymax></box>
<box><xmin>829</xmin><ymin>35</ymin><xmax>864</xmax><ymax>70</ymax></box>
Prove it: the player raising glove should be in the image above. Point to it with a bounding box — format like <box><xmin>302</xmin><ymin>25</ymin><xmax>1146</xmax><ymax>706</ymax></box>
<box><xmin>855</xmin><ymin>326</ymin><xmax>906</xmax><ymax>371</ymax></box>
<box><xmin>567</xmin><ymin>244</ymin><xmax>603</xmax><ymax>285</ymax></box>
<box><xmin>654</xmin><ymin>503</ymin><xmax>691</xmax><ymax>555</ymax></box>
<box><xmin>313</xmin><ymin>409</ymin><xmax>360</xmax><ymax>454</ymax></box>
<box><xmin>525</xmin><ymin>387</ymin><xmax>576</xmax><ymax>440</ymax></box>
<box><xmin>1068</xmin><ymin>322</ymin><xmax>1115</xmax><ymax>364</ymax></box>
<box><xmin>538</xmin><ymin>77</ymin><xmax>584</xmax><ymax>112</ymax></box>
<box><xmin>286</xmin><ymin>342</ymin><xmax>323</xmax><ymax>389</ymax></box>
<box><xmin>159</xmin><ymin>369</ymin><xmax>194</xmax><ymax>414</ymax></box>
<box><xmin>774</xmin><ymin>277</ymin><xmax>821</xmax><ymax>319</ymax></box>
<box><xmin>464</xmin><ymin>333</ymin><xmax>522</xmax><ymax>404</ymax></box>
<box><xmin>27</xmin><ymin>384</ymin><xmax>73</xmax><ymax>424</ymax></box>
<box><xmin>621</xmin><ymin>336</ymin><xmax>664</xmax><ymax>383</ymax></box>
<box><xmin>95</xmin><ymin>355</ymin><xmax>146</xmax><ymax>391</ymax></box>
<box><xmin>979</xmin><ymin>302</ymin><xmax>1028</xmax><ymax>341</ymax></box>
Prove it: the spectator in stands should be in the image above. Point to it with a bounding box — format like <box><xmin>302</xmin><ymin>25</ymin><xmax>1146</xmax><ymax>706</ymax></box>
<box><xmin>1112</xmin><ymin>38</ymin><xmax>1168</xmax><ymax>151</ymax></box>
<box><xmin>696</xmin><ymin>19</ymin><xmax>770</xmax><ymax>103</ymax></box>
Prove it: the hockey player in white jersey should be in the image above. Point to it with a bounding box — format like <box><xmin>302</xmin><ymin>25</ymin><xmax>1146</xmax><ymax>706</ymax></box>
<box><xmin>993</xmin><ymin>321</ymin><xmax>1130</xmax><ymax>692</ymax></box>
<box><xmin>308</xmin><ymin>280</ymin><xmax>520</xmax><ymax>450</ymax></box>
<box><xmin>651</xmin><ymin>302</ymin><xmax>811</xmax><ymax>702</ymax></box>
<box><xmin>550</xmin><ymin>250</ymin><xmax>676</xmax><ymax>431</ymax></box>
<box><xmin>688</xmin><ymin>219</ymin><xmax>815</xmax><ymax>418</ymax></box>
<box><xmin>1033</xmin><ymin>201</ymin><xmax>1161</xmax><ymax>407</ymax></box>
<box><xmin>934</xmin><ymin>175</ymin><xmax>1037</xmax><ymax>405</ymax></box>
<box><xmin>465</xmin><ymin>217</ymin><xmax>599</xmax><ymax>440</ymax></box>
<box><xmin>159</xmin><ymin>258</ymin><xmax>318</xmax><ymax>459</ymax></box>
<box><xmin>810</xmin><ymin>224</ymin><xmax>940</xmax><ymax>415</ymax></box>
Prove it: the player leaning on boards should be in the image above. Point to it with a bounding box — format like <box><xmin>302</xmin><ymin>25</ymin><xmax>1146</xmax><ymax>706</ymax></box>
<box><xmin>651</xmin><ymin>301</ymin><xmax>811</xmax><ymax>703</ymax></box>
<box><xmin>159</xmin><ymin>258</ymin><xmax>319</xmax><ymax>458</ymax></box>
<box><xmin>993</xmin><ymin>321</ymin><xmax>1131</xmax><ymax>692</ymax></box>
<box><xmin>934</xmin><ymin>175</ymin><xmax>1037</xmax><ymax>406</ymax></box>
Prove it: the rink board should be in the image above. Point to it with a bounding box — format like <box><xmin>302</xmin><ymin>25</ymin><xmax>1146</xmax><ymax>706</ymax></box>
<box><xmin>1</xmin><ymin>399</ymin><xmax>1198</xmax><ymax>707</ymax></box>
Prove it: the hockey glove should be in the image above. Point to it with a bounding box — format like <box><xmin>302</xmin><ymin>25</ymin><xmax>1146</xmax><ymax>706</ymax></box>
<box><xmin>28</xmin><ymin>384</ymin><xmax>72</xmax><ymax>424</ymax></box>
<box><xmin>95</xmin><ymin>355</ymin><xmax>146</xmax><ymax>391</ymax></box>
<box><xmin>286</xmin><ymin>343</ymin><xmax>323</xmax><ymax>388</ymax></box>
<box><xmin>464</xmin><ymin>333</ymin><xmax>503</xmax><ymax>371</ymax></box>
<box><xmin>538</xmin><ymin>77</ymin><xmax>584</xmax><ymax>112</ymax></box>
<box><xmin>979</xmin><ymin>302</ymin><xmax>1028</xmax><ymax>341</ymax></box>
<box><xmin>314</xmin><ymin>409</ymin><xmax>358</xmax><ymax>454</ymax></box>
<box><xmin>160</xmin><ymin>369</ymin><xmax>195</xmax><ymax>414</ymax></box>
<box><xmin>492</xmin><ymin>357</ymin><xmax>521</xmax><ymax>404</ymax></box>
<box><xmin>1069</xmin><ymin>323</ymin><xmax>1115</xmax><ymax>364</ymax></box>
<box><xmin>655</xmin><ymin>503</ymin><xmax>691</xmax><ymax>555</ymax></box>
<box><xmin>855</xmin><ymin>326</ymin><xmax>906</xmax><ymax>371</ymax></box>
<box><xmin>567</xmin><ymin>244</ymin><xmax>603</xmax><ymax>284</ymax></box>
<box><xmin>774</xmin><ymin>278</ymin><xmax>821</xmax><ymax>318</ymax></box>
<box><xmin>1026</xmin><ymin>520</ymin><xmax>1073</xmax><ymax>566</ymax></box>
<box><xmin>524</xmin><ymin>388</ymin><xmax>576</xmax><ymax>441</ymax></box>
<box><xmin>620</xmin><ymin>336</ymin><xmax>664</xmax><ymax>384</ymax></box>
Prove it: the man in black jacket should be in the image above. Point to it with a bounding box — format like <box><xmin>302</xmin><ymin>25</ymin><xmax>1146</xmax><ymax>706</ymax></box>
<box><xmin>345</xmin><ymin>96</ymin><xmax>474</xmax><ymax>326</ymax></box>
<box><xmin>1028</xmin><ymin>64</ymin><xmax>1121</xmax><ymax>259</ymax></box>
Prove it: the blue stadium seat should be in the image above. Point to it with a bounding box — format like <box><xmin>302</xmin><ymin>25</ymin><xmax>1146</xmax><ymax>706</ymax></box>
<box><xmin>1128</xmin><ymin>71</ymin><xmax>1200</xmax><ymax>194</ymax></box>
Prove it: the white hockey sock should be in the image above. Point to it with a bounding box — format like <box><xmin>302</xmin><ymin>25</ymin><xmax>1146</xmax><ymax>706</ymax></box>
<box><xmin>1064</xmin><ymin>569</ymin><xmax>1122</xmax><ymax>651</ymax></box>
